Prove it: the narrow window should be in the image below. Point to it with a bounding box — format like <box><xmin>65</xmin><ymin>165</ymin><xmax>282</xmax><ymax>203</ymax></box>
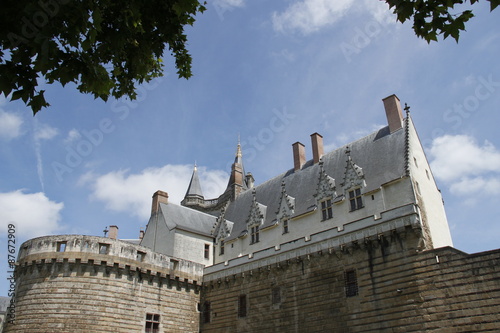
<box><xmin>204</xmin><ymin>244</ymin><xmax>210</xmax><ymax>259</ymax></box>
<box><xmin>283</xmin><ymin>219</ymin><xmax>289</xmax><ymax>234</ymax></box>
<box><xmin>145</xmin><ymin>313</ymin><xmax>160</xmax><ymax>333</ymax></box>
<box><xmin>136</xmin><ymin>251</ymin><xmax>146</xmax><ymax>262</ymax></box>
<box><xmin>203</xmin><ymin>301</ymin><xmax>211</xmax><ymax>323</ymax></box>
<box><xmin>426</xmin><ymin>169</ymin><xmax>430</xmax><ymax>180</ymax></box>
<box><xmin>321</xmin><ymin>199</ymin><xmax>333</xmax><ymax>220</ymax></box>
<box><xmin>251</xmin><ymin>226</ymin><xmax>260</xmax><ymax>244</ymax></box>
<box><xmin>349</xmin><ymin>188</ymin><xmax>363</xmax><ymax>211</ymax></box>
<box><xmin>220</xmin><ymin>240</ymin><xmax>225</xmax><ymax>255</ymax></box>
<box><xmin>413</xmin><ymin>157</ymin><xmax>418</xmax><ymax>168</ymax></box>
<box><xmin>345</xmin><ymin>269</ymin><xmax>358</xmax><ymax>297</ymax></box>
<box><xmin>272</xmin><ymin>287</ymin><xmax>281</xmax><ymax>305</ymax></box>
<box><xmin>57</xmin><ymin>241</ymin><xmax>67</xmax><ymax>252</ymax></box>
<box><xmin>99</xmin><ymin>243</ymin><xmax>110</xmax><ymax>254</ymax></box>
<box><xmin>238</xmin><ymin>294</ymin><xmax>247</xmax><ymax>317</ymax></box>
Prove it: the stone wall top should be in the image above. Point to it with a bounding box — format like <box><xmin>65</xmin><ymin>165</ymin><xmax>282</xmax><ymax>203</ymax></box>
<box><xmin>17</xmin><ymin>235</ymin><xmax>205</xmax><ymax>280</ymax></box>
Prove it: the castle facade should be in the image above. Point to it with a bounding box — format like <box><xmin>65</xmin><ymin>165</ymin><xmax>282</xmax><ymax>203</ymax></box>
<box><xmin>5</xmin><ymin>95</ymin><xmax>500</xmax><ymax>332</ymax></box>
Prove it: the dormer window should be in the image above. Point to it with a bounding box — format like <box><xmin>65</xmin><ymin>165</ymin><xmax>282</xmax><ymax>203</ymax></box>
<box><xmin>349</xmin><ymin>188</ymin><xmax>363</xmax><ymax>211</ymax></box>
<box><xmin>320</xmin><ymin>198</ymin><xmax>333</xmax><ymax>220</ymax></box>
<box><xmin>220</xmin><ymin>240</ymin><xmax>225</xmax><ymax>255</ymax></box>
<box><xmin>283</xmin><ymin>219</ymin><xmax>289</xmax><ymax>234</ymax></box>
<box><xmin>250</xmin><ymin>225</ymin><xmax>260</xmax><ymax>244</ymax></box>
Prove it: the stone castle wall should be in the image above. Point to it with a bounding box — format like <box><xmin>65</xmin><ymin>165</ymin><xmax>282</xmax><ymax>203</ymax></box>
<box><xmin>200</xmin><ymin>228</ymin><xmax>500</xmax><ymax>332</ymax></box>
<box><xmin>4</xmin><ymin>235</ymin><xmax>204</xmax><ymax>333</ymax></box>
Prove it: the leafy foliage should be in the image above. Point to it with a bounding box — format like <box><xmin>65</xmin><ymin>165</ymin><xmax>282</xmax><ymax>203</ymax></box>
<box><xmin>0</xmin><ymin>0</ymin><xmax>206</xmax><ymax>114</ymax></box>
<box><xmin>385</xmin><ymin>0</ymin><xmax>499</xmax><ymax>43</ymax></box>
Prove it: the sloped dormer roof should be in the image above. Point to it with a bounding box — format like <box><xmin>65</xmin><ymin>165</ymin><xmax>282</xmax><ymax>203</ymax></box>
<box><xmin>223</xmin><ymin>124</ymin><xmax>406</xmax><ymax>241</ymax></box>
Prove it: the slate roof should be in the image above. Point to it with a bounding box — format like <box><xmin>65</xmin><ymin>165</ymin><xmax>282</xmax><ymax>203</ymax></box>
<box><xmin>223</xmin><ymin>124</ymin><xmax>407</xmax><ymax>241</ymax></box>
<box><xmin>185</xmin><ymin>165</ymin><xmax>204</xmax><ymax>199</ymax></box>
<box><xmin>159</xmin><ymin>202</ymin><xmax>215</xmax><ymax>236</ymax></box>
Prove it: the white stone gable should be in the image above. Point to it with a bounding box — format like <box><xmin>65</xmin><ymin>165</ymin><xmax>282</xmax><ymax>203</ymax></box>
<box><xmin>247</xmin><ymin>189</ymin><xmax>266</xmax><ymax>227</ymax></box>
<box><xmin>341</xmin><ymin>149</ymin><xmax>366</xmax><ymax>191</ymax></box>
<box><xmin>276</xmin><ymin>181</ymin><xmax>295</xmax><ymax>219</ymax></box>
<box><xmin>315</xmin><ymin>160</ymin><xmax>337</xmax><ymax>202</ymax></box>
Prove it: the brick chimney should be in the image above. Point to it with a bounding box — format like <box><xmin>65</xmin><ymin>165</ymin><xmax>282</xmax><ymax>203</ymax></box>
<box><xmin>310</xmin><ymin>133</ymin><xmax>324</xmax><ymax>164</ymax></box>
<box><xmin>139</xmin><ymin>228</ymin><xmax>145</xmax><ymax>240</ymax></box>
<box><xmin>292</xmin><ymin>142</ymin><xmax>306</xmax><ymax>171</ymax></box>
<box><xmin>108</xmin><ymin>225</ymin><xmax>118</xmax><ymax>240</ymax></box>
<box><xmin>382</xmin><ymin>94</ymin><xmax>403</xmax><ymax>133</ymax></box>
<box><xmin>151</xmin><ymin>190</ymin><xmax>169</xmax><ymax>215</ymax></box>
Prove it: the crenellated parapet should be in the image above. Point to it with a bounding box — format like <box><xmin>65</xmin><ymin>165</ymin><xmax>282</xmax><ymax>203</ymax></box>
<box><xmin>16</xmin><ymin>235</ymin><xmax>204</xmax><ymax>283</ymax></box>
<box><xmin>6</xmin><ymin>235</ymin><xmax>204</xmax><ymax>333</ymax></box>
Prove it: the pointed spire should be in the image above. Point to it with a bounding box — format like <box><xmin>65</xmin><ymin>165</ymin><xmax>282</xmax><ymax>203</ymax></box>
<box><xmin>226</xmin><ymin>138</ymin><xmax>248</xmax><ymax>200</ymax></box>
<box><xmin>184</xmin><ymin>163</ymin><xmax>204</xmax><ymax>199</ymax></box>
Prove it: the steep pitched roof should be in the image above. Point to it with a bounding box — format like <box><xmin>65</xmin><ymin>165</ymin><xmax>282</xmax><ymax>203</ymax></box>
<box><xmin>185</xmin><ymin>165</ymin><xmax>204</xmax><ymax>199</ymax></box>
<box><xmin>223</xmin><ymin>125</ymin><xmax>406</xmax><ymax>241</ymax></box>
<box><xmin>140</xmin><ymin>202</ymin><xmax>216</xmax><ymax>254</ymax></box>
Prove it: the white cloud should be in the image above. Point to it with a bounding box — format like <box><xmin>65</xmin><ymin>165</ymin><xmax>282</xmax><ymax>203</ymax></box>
<box><xmin>0</xmin><ymin>190</ymin><xmax>64</xmax><ymax>239</ymax></box>
<box><xmin>429</xmin><ymin>135</ymin><xmax>500</xmax><ymax>196</ymax></box>
<box><xmin>0</xmin><ymin>109</ymin><xmax>23</xmax><ymax>140</ymax></box>
<box><xmin>213</xmin><ymin>0</ymin><xmax>244</xmax><ymax>10</ymax></box>
<box><xmin>81</xmin><ymin>164</ymin><xmax>228</xmax><ymax>220</ymax></box>
<box><xmin>34</xmin><ymin>123</ymin><xmax>58</xmax><ymax>140</ymax></box>
<box><xmin>272</xmin><ymin>0</ymin><xmax>355</xmax><ymax>34</ymax></box>
<box><xmin>64</xmin><ymin>129</ymin><xmax>81</xmax><ymax>144</ymax></box>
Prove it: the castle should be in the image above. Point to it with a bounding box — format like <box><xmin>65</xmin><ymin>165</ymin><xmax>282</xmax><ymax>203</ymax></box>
<box><xmin>5</xmin><ymin>95</ymin><xmax>500</xmax><ymax>332</ymax></box>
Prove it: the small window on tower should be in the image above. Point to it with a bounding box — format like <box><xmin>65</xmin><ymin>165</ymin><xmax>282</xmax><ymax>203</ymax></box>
<box><xmin>57</xmin><ymin>241</ymin><xmax>67</xmax><ymax>252</ymax></box>
<box><xmin>238</xmin><ymin>294</ymin><xmax>247</xmax><ymax>317</ymax></box>
<box><xmin>272</xmin><ymin>287</ymin><xmax>281</xmax><ymax>305</ymax></box>
<box><xmin>145</xmin><ymin>313</ymin><xmax>160</xmax><ymax>333</ymax></box>
<box><xmin>99</xmin><ymin>243</ymin><xmax>110</xmax><ymax>254</ymax></box>
<box><xmin>344</xmin><ymin>269</ymin><xmax>359</xmax><ymax>297</ymax></box>
<box><xmin>203</xmin><ymin>301</ymin><xmax>211</xmax><ymax>323</ymax></box>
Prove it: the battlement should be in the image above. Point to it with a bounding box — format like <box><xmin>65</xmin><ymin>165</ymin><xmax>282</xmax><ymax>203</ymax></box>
<box><xmin>17</xmin><ymin>235</ymin><xmax>204</xmax><ymax>282</ymax></box>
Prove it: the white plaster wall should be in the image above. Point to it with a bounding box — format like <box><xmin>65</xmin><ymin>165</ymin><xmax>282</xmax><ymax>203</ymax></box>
<box><xmin>218</xmin><ymin>177</ymin><xmax>418</xmax><ymax>261</ymax></box>
<box><xmin>406</xmin><ymin>118</ymin><xmax>453</xmax><ymax>248</ymax></box>
<box><xmin>173</xmin><ymin>229</ymin><xmax>213</xmax><ymax>265</ymax></box>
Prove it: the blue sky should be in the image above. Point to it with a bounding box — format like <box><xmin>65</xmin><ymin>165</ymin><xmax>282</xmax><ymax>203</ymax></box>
<box><xmin>1</xmin><ymin>0</ymin><xmax>500</xmax><ymax>296</ymax></box>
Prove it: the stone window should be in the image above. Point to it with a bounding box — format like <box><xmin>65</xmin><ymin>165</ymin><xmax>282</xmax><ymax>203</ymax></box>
<box><xmin>283</xmin><ymin>219</ymin><xmax>289</xmax><ymax>234</ymax></box>
<box><xmin>220</xmin><ymin>240</ymin><xmax>225</xmax><ymax>256</ymax></box>
<box><xmin>272</xmin><ymin>287</ymin><xmax>281</xmax><ymax>305</ymax></box>
<box><xmin>98</xmin><ymin>243</ymin><xmax>110</xmax><ymax>255</ymax></box>
<box><xmin>250</xmin><ymin>226</ymin><xmax>260</xmax><ymax>244</ymax></box>
<box><xmin>145</xmin><ymin>313</ymin><xmax>160</xmax><ymax>333</ymax></box>
<box><xmin>238</xmin><ymin>294</ymin><xmax>247</xmax><ymax>317</ymax></box>
<box><xmin>348</xmin><ymin>188</ymin><xmax>363</xmax><ymax>211</ymax></box>
<box><xmin>204</xmin><ymin>244</ymin><xmax>210</xmax><ymax>259</ymax></box>
<box><xmin>344</xmin><ymin>269</ymin><xmax>358</xmax><ymax>297</ymax></box>
<box><xmin>56</xmin><ymin>241</ymin><xmax>67</xmax><ymax>252</ymax></box>
<box><xmin>202</xmin><ymin>301</ymin><xmax>211</xmax><ymax>323</ymax></box>
<box><xmin>320</xmin><ymin>198</ymin><xmax>333</xmax><ymax>220</ymax></box>
<box><xmin>136</xmin><ymin>251</ymin><xmax>146</xmax><ymax>262</ymax></box>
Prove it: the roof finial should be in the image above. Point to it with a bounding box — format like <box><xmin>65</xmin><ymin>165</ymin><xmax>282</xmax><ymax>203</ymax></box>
<box><xmin>404</xmin><ymin>103</ymin><xmax>410</xmax><ymax>116</ymax></box>
<box><xmin>345</xmin><ymin>146</ymin><xmax>351</xmax><ymax>156</ymax></box>
<box><xmin>236</xmin><ymin>135</ymin><xmax>242</xmax><ymax>158</ymax></box>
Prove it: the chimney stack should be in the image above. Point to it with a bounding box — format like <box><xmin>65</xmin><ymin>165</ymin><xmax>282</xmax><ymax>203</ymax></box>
<box><xmin>310</xmin><ymin>133</ymin><xmax>324</xmax><ymax>164</ymax></box>
<box><xmin>292</xmin><ymin>142</ymin><xmax>306</xmax><ymax>171</ymax></box>
<box><xmin>108</xmin><ymin>225</ymin><xmax>118</xmax><ymax>240</ymax></box>
<box><xmin>151</xmin><ymin>190</ymin><xmax>169</xmax><ymax>215</ymax></box>
<box><xmin>382</xmin><ymin>94</ymin><xmax>403</xmax><ymax>133</ymax></box>
<box><xmin>139</xmin><ymin>228</ymin><xmax>145</xmax><ymax>240</ymax></box>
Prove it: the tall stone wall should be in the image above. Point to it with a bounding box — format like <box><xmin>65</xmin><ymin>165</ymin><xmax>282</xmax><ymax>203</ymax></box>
<box><xmin>5</xmin><ymin>235</ymin><xmax>204</xmax><ymax>333</ymax></box>
<box><xmin>201</xmin><ymin>228</ymin><xmax>500</xmax><ymax>332</ymax></box>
